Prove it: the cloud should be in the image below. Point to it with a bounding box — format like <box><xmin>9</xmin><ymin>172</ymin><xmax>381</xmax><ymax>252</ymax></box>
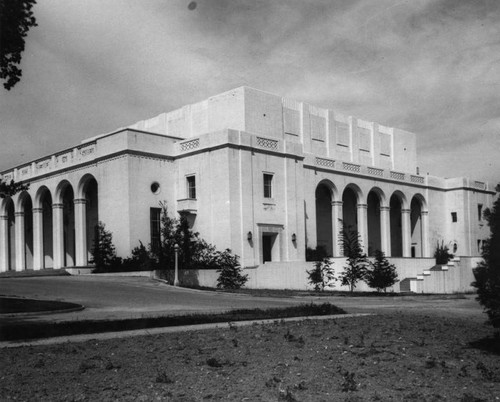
<box><xmin>0</xmin><ymin>0</ymin><xmax>499</xmax><ymax>186</ymax></box>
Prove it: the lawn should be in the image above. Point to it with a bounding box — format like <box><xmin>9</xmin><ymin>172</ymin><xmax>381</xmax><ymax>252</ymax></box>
<box><xmin>1</xmin><ymin>313</ymin><xmax>499</xmax><ymax>401</ymax></box>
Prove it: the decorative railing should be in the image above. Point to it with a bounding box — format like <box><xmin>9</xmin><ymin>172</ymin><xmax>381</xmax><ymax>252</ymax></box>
<box><xmin>256</xmin><ymin>137</ymin><xmax>278</xmax><ymax>150</ymax></box>
<box><xmin>36</xmin><ymin>160</ymin><xmax>50</xmax><ymax>169</ymax></box>
<box><xmin>367</xmin><ymin>167</ymin><xmax>384</xmax><ymax>177</ymax></box>
<box><xmin>342</xmin><ymin>162</ymin><xmax>361</xmax><ymax>173</ymax></box>
<box><xmin>79</xmin><ymin>144</ymin><xmax>96</xmax><ymax>157</ymax></box>
<box><xmin>315</xmin><ymin>157</ymin><xmax>335</xmax><ymax>168</ymax></box>
<box><xmin>180</xmin><ymin>138</ymin><xmax>200</xmax><ymax>152</ymax></box>
<box><xmin>390</xmin><ymin>171</ymin><xmax>405</xmax><ymax>180</ymax></box>
<box><xmin>474</xmin><ymin>181</ymin><xmax>486</xmax><ymax>190</ymax></box>
<box><xmin>410</xmin><ymin>175</ymin><xmax>424</xmax><ymax>184</ymax></box>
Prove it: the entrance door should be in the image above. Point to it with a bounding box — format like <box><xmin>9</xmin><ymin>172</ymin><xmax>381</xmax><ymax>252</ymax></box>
<box><xmin>262</xmin><ymin>233</ymin><xmax>277</xmax><ymax>263</ymax></box>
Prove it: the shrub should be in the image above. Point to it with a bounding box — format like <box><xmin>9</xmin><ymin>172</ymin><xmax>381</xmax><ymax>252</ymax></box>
<box><xmin>307</xmin><ymin>257</ymin><xmax>336</xmax><ymax>291</ymax></box>
<box><xmin>472</xmin><ymin>184</ymin><xmax>500</xmax><ymax>328</ymax></box>
<box><xmin>339</xmin><ymin>227</ymin><xmax>369</xmax><ymax>292</ymax></box>
<box><xmin>122</xmin><ymin>241</ymin><xmax>157</xmax><ymax>271</ymax></box>
<box><xmin>90</xmin><ymin>222</ymin><xmax>122</xmax><ymax>272</ymax></box>
<box><xmin>365</xmin><ymin>250</ymin><xmax>398</xmax><ymax>292</ymax></box>
<box><xmin>434</xmin><ymin>240</ymin><xmax>453</xmax><ymax>265</ymax></box>
<box><xmin>305</xmin><ymin>245</ymin><xmax>328</xmax><ymax>262</ymax></box>
<box><xmin>216</xmin><ymin>249</ymin><xmax>248</xmax><ymax>289</ymax></box>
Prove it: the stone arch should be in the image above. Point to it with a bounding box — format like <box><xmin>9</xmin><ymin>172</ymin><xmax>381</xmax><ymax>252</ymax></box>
<box><xmin>341</xmin><ymin>184</ymin><xmax>364</xmax><ymax>256</ymax></box>
<box><xmin>17</xmin><ymin>191</ymin><xmax>34</xmax><ymax>270</ymax></box>
<box><xmin>367</xmin><ymin>188</ymin><xmax>386</xmax><ymax>256</ymax></box>
<box><xmin>315</xmin><ymin>180</ymin><xmax>338</xmax><ymax>256</ymax></box>
<box><xmin>0</xmin><ymin>197</ymin><xmax>16</xmax><ymax>271</ymax></box>
<box><xmin>77</xmin><ymin>174</ymin><xmax>99</xmax><ymax>264</ymax></box>
<box><xmin>35</xmin><ymin>186</ymin><xmax>53</xmax><ymax>268</ymax></box>
<box><xmin>389</xmin><ymin>191</ymin><xmax>407</xmax><ymax>257</ymax></box>
<box><xmin>410</xmin><ymin>193</ymin><xmax>427</xmax><ymax>258</ymax></box>
<box><xmin>55</xmin><ymin>180</ymin><xmax>75</xmax><ymax>267</ymax></box>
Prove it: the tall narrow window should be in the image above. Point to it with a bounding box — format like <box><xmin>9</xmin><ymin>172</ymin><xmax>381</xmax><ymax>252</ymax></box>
<box><xmin>150</xmin><ymin>208</ymin><xmax>161</xmax><ymax>253</ymax></box>
<box><xmin>451</xmin><ymin>212</ymin><xmax>457</xmax><ymax>223</ymax></box>
<box><xmin>478</xmin><ymin>204</ymin><xmax>483</xmax><ymax>221</ymax></box>
<box><xmin>187</xmin><ymin>175</ymin><xmax>196</xmax><ymax>199</ymax></box>
<box><xmin>263</xmin><ymin>173</ymin><xmax>273</xmax><ymax>198</ymax></box>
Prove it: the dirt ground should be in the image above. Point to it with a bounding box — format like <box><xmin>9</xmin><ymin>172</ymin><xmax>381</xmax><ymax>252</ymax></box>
<box><xmin>1</xmin><ymin>313</ymin><xmax>499</xmax><ymax>401</ymax></box>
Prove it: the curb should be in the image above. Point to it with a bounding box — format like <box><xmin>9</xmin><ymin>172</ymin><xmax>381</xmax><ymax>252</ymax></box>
<box><xmin>0</xmin><ymin>313</ymin><xmax>372</xmax><ymax>348</ymax></box>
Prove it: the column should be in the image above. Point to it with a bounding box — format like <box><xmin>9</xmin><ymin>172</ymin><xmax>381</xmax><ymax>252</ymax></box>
<box><xmin>380</xmin><ymin>206</ymin><xmax>391</xmax><ymax>256</ymax></box>
<box><xmin>421</xmin><ymin>211</ymin><xmax>430</xmax><ymax>257</ymax></box>
<box><xmin>402</xmin><ymin>208</ymin><xmax>411</xmax><ymax>257</ymax></box>
<box><xmin>332</xmin><ymin>201</ymin><xmax>343</xmax><ymax>256</ymax></box>
<box><xmin>15</xmin><ymin>212</ymin><xmax>25</xmax><ymax>271</ymax></box>
<box><xmin>52</xmin><ymin>203</ymin><xmax>64</xmax><ymax>269</ymax></box>
<box><xmin>0</xmin><ymin>215</ymin><xmax>8</xmax><ymax>272</ymax></box>
<box><xmin>32</xmin><ymin>208</ymin><xmax>44</xmax><ymax>270</ymax></box>
<box><xmin>357</xmin><ymin>203</ymin><xmax>368</xmax><ymax>254</ymax></box>
<box><xmin>74</xmin><ymin>198</ymin><xmax>87</xmax><ymax>266</ymax></box>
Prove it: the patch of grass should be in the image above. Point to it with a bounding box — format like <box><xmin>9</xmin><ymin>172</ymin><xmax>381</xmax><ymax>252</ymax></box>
<box><xmin>182</xmin><ymin>285</ymin><xmax>471</xmax><ymax>299</ymax></box>
<box><xmin>0</xmin><ymin>303</ymin><xmax>345</xmax><ymax>341</ymax></box>
<box><xmin>0</xmin><ymin>297</ymin><xmax>83</xmax><ymax>314</ymax></box>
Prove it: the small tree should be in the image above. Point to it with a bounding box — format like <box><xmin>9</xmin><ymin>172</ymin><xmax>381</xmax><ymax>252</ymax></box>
<box><xmin>90</xmin><ymin>221</ymin><xmax>120</xmax><ymax>272</ymax></box>
<box><xmin>434</xmin><ymin>240</ymin><xmax>453</xmax><ymax>265</ymax></box>
<box><xmin>0</xmin><ymin>178</ymin><xmax>28</xmax><ymax>199</ymax></box>
<box><xmin>153</xmin><ymin>202</ymin><xmax>178</xmax><ymax>270</ymax></box>
<box><xmin>307</xmin><ymin>257</ymin><xmax>336</xmax><ymax>291</ymax></box>
<box><xmin>365</xmin><ymin>250</ymin><xmax>398</xmax><ymax>292</ymax></box>
<box><xmin>175</xmin><ymin>211</ymin><xmax>201</xmax><ymax>269</ymax></box>
<box><xmin>339</xmin><ymin>227</ymin><xmax>369</xmax><ymax>292</ymax></box>
<box><xmin>123</xmin><ymin>241</ymin><xmax>157</xmax><ymax>271</ymax></box>
<box><xmin>216</xmin><ymin>249</ymin><xmax>248</xmax><ymax>289</ymax></box>
<box><xmin>1</xmin><ymin>0</ymin><xmax>38</xmax><ymax>90</ymax></box>
<box><xmin>473</xmin><ymin>184</ymin><xmax>500</xmax><ymax>328</ymax></box>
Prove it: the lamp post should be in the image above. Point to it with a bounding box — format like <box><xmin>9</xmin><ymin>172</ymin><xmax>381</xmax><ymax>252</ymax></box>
<box><xmin>174</xmin><ymin>243</ymin><xmax>180</xmax><ymax>286</ymax></box>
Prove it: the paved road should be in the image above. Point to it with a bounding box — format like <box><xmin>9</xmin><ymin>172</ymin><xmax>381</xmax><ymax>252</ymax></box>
<box><xmin>0</xmin><ymin>275</ymin><xmax>488</xmax><ymax>324</ymax></box>
<box><xmin>0</xmin><ymin>276</ymin><xmax>307</xmax><ymax>322</ymax></box>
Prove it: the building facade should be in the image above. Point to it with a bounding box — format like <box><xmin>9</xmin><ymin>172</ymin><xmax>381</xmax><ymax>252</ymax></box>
<box><xmin>0</xmin><ymin>87</ymin><xmax>495</xmax><ymax>287</ymax></box>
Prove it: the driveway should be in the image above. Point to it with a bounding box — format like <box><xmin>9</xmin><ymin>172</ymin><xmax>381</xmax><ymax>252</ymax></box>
<box><xmin>0</xmin><ymin>276</ymin><xmax>306</xmax><ymax>322</ymax></box>
<box><xmin>0</xmin><ymin>275</ymin><xmax>487</xmax><ymax>324</ymax></box>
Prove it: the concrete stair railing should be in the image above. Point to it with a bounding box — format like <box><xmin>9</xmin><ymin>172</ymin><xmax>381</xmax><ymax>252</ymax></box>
<box><xmin>401</xmin><ymin>257</ymin><xmax>461</xmax><ymax>293</ymax></box>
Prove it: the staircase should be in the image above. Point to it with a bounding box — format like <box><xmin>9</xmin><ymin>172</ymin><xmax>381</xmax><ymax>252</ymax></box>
<box><xmin>400</xmin><ymin>257</ymin><xmax>461</xmax><ymax>293</ymax></box>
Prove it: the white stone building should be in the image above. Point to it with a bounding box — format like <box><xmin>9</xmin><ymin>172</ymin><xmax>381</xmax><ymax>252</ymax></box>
<box><xmin>0</xmin><ymin>87</ymin><xmax>495</xmax><ymax>291</ymax></box>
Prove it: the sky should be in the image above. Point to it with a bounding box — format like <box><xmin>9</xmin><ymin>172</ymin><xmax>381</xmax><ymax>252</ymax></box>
<box><xmin>1</xmin><ymin>0</ymin><xmax>499</xmax><ymax>186</ymax></box>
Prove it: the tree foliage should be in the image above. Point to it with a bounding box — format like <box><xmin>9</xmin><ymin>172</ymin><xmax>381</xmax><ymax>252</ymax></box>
<box><xmin>90</xmin><ymin>222</ymin><xmax>121</xmax><ymax>272</ymax></box>
<box><xmin>0</xmin><ymin>178</ymin><xmax>29</xmax><ymax>198</ymax></box>
<box><xmin>473</xmin><ymin>184</ymin><xmax>500</xmax><ymax>327</ymax></box>
<box><xmin>434</xmin><ymin>240</ymin><xmax>453</xmax><ymax>265</ymax></box>
<box><xmin>339</xmin><ymin>227</ymin><xmax>369</xmax><ymax>292</ymax></box>
<box><xmin>365</xmin><ymin>250</ymin><xmax>398</xmax><ymax>292</ymax></box>
<box><xmin>215</xmin><ymin>249</ymin><xmax>247</xmax><ymax>289</ymax></box>
<box><xmin>307</xmin><ymin>257</ymin><xmax>336</xmax><ymax>291</ymax></box>
<box><xmin>0</xmin><ymin>0</ymin><xmax>38</xmax><ymax>90</ymax></box>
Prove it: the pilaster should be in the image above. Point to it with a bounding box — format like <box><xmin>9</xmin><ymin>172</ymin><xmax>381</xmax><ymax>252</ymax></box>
<box><xmin>380</xmin><ymin>206</ymin><xmax>391</xmax><ymax>256</ymax></box>
<box><xmin>402</xmin><ymin>208</ymin><xmax>411</xmax><ymax>257</ymax></box>
<box><xmin>74</xmin><ymin>198</ymin><xmax>87</xmax><ymax>266</ymax></box>
<box><xmin>357</xmin><ymin>203</ymin><xmax>368</xmax><ymax>253</ymax></box>
<box><xmin>52</xmin><ymin>203</ymin><xmax>64</xmax><ymax>269</ymax></box>
<box><xmin>332</xmin><ymin>201</ymin><xmax>343</xmax><ymax>256</ymax></box>
<box><xmin>32</xmin><ymin>207</ymin><xmax>44</xmax><ymax>270</ymax></box>
<box><xmin>15</xmin><ymin>212</ymin><xmax>25</xmax><ymax>271</ymax></box>
<box><xmin>421</xmin><ymin>210</ymin><xmax>430</xmax><ymax>257</ymax></box>
<box><xmin>0</xmin><ymin>215</ymin><xmax>9</xmax><ymax>272</ymax></box>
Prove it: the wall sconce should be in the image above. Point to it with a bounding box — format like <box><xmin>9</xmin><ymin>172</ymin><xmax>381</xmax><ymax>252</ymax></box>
<box><xmin>291</xmin><ymin>233</ymin><xmax>296</xmax><ymax>243</ymax></box>
<box><xmin>247</xmin><ymin>231</ymin><xmax>253</xmax><ymax>241</ymax></box>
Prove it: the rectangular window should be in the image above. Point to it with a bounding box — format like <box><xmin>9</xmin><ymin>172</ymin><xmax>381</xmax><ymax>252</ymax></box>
<box><xmin>263</xmin><ymin>173</ymin><xmax>273</xmax><ymax>198</ymax></box>
<box><xmin>478</xmin><ymin>204</ymin><xmax>483</xmax><ymax>221</ymax></box>
<box><xmin>187</xmin><ymin>175</ymin><xmax>196</xmax><ymax>199</ymax></box>
<box><xmin>150</xmin><ymin>207</ymin><xmax>161</xmax><ymax>253</ymax></box>
<box><xmin>451</xmin><ymin>212</ymin><xmax>457</xmax><ymax>223</ymax></box>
